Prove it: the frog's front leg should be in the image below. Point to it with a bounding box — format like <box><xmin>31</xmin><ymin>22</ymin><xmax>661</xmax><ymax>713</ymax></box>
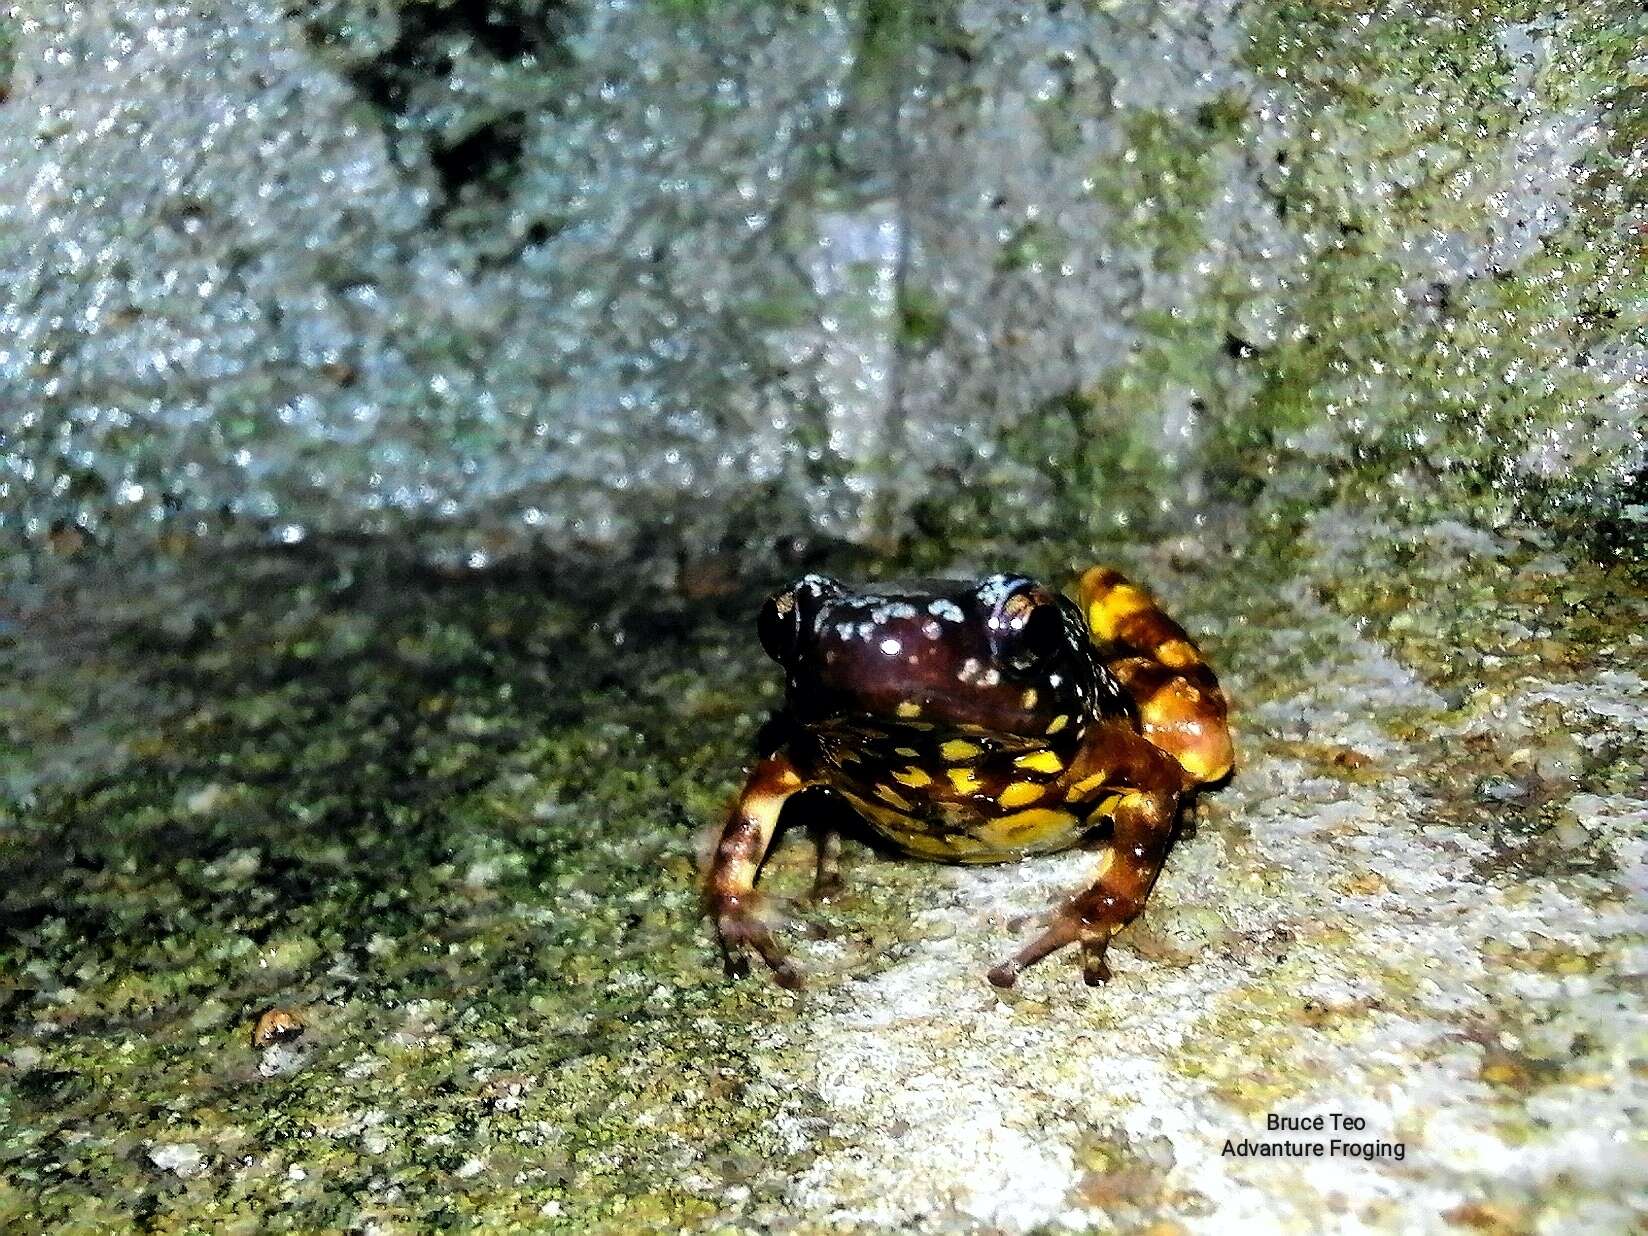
<box><xmin>705</xmin><ymin>752</ymin><xmax>811</xmax><ymax>988</ymax></box>
<box><xmin>988</xmin><ymin>733</ymin><xmax>1182</xmax><ymax>988</ymax></box>
<box><xmin>986</xmin><ymin>787</ymin><xmax>1175</xmax><ymax>987</ymax></box>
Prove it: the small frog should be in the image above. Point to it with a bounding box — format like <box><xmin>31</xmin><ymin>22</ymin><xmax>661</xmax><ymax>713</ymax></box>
<box><xmin>705</xmin><ymin>567</ymin><xmax>1234</xmax><ymax>988</ymax></box>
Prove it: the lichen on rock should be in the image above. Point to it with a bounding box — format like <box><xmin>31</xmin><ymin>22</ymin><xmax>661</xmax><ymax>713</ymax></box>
<box><xmin>2</xmin><ymin>0</ymin><xmax>1645</xmax><ymax>1231</ymax></box>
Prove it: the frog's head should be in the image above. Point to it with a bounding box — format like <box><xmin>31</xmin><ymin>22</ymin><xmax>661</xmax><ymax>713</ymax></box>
<box><xmin>759</xmin><ymin>573</ymin><xmax>1103</xmax><ymax>739</ymax></box>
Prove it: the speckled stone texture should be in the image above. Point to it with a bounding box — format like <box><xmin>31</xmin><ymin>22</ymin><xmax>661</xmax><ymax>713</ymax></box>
<box><xmin>2</xmin><ymin>0</ymin><xmax>1642</xmax><ymax>573</ymax></box>
<box><xmin>2</xmin><ymin>513</ymin><xmax>1645</xmax><ymax>1231</ymax></box>
<box><xmin>2</xmin><ymin>0</ymin><xmax>1646</xmax><ymax>1231</ymax></box>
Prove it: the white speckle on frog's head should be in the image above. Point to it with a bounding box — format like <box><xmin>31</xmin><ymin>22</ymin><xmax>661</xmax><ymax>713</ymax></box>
<box><xmin>922</xmin><ymin>619</ymin><xmax>943</xmax><ymax>640</ymax></box>
<box><xmin>973</xmin><ymin>574</ymin><xmax>1018</xmax><ymax>610</ymax></box>
<box><xmin>927</xmin><ymin>599</ymin><xmax>964</xmax><ymax>623</ymax></box>
<box><xmin>958</xmin><ymin>657</ymin><xmax>983</xmax><ymax>683</ymax></box>
<box><xmin>869</xmin><ymin>600</ymin><xmax>919</xmax><ymax>623</ymax></box>
<box><xmin>879</xmin><ymin>637</ymin><xmax>902</xmax><ymax>656</ymax></box>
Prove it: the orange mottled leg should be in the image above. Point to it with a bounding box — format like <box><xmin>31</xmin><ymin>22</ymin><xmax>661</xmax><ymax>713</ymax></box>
<box><xmin>988</xmin><ymin>726</ymin><xmax>1182</xmax><ymax>988</ymax></box>
<box><xmin>988</xmin><ymin>785</ymin><xmax>1177</xmax><ymax>987</ymax></box>
<box><xmin>1078</xmin><ymin>566</ymin><xmax>1234</xmax><ymax>786</ymax></box>
<box><xmin>704</xmin><ymin>753</ymin><xmax>809</xmax><ymax>988</ymax></box>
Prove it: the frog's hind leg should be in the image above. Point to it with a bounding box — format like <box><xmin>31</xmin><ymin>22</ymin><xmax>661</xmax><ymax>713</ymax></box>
<box><xmin>1078</xmin><ymin>566</ymin><xmax>1234</xmax><ymax>786</ymax></box>
<box><xmin>704</xmin><ymin>752</ymin><xmax>811</xmax><ymax>988</ymax></box>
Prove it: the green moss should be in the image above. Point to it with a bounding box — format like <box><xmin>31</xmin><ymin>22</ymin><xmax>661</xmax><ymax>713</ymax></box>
<box><xmin>923</xmin><ymin>101</ymin><xmax>1239</xmax><ymax>544</ymax></box>
<box><xmin>1097</xmin><ymin>110</ymin><xmax>1227</xmax><ymax>272</ymax></box>
<box><xmin>915</xmin><ymin>0</ymin><xmax>1641</xmax><ymax>550</ymax></box>
<box><xmin>853</xmin><ymin>0</ymin><xmax>965</xmax><ymax>89</ymax></box>
<box><xmin>896</xmin><ymin>285</ymin><xmax>947</xmax><ymax>350</ymax></box>
<box><xmin>0</xmin><ymin>555</ymin><xmax>928</xmax><ymax>1231</ymax></box>
<box><xmin>1220</xmin><ymin>0</ymin><xmax>1645</xmax><ymax>532</ymax></box>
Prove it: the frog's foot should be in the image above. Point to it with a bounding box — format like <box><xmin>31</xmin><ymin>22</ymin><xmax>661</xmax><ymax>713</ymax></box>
<box><xmin>810</xmin><ymin>824</ymin><xmax>844</xmax><ymax>903</ymax></box>
<box><xmin>986</xmin><ymin>913</ymin><xmax>1117</xmax><ymax>988</ymax></box>
<box><xmin>710</xmin><ymin>893</ymin><xmax>803</xmax><ymax>989</ymax></box>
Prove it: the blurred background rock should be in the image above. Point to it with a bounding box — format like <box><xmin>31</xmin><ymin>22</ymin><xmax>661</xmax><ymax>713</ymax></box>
<box><xmin>3</xmin><ymin>0</ymin><xmax>1641</xmax><ymax>586</ymax></box>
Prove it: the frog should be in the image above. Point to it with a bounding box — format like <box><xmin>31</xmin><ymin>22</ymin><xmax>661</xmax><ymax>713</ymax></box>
<box><xmin>704</xmin><ymin>566</ymin><xmax>1234</xmax><ymax>989</ymax></box>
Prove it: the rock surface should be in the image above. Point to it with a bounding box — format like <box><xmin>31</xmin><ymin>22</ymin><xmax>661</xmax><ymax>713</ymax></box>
<box><xmin>2</xmin><ymin>512</ymin><xmax>1644</xmax><ymax>1231</ymax></box>
<box><xmin>2</xmin><ymin>1</ymin><xmax>1642</xmax><ymax>572</ymax></box>
<box><xmin>2</xmin><ymin>0</ymin><xmax>1644</xmax><ymax>1229</ymax></box>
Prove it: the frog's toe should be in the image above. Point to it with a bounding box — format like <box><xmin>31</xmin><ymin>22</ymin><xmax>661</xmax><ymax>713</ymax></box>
<box><xmin>1081</xmin><ymin>936</ymin><xmax>1113</xmax><ymax>986</ymax></box>
<box><xmin>987</xmin><ymin>914</ymin><xmax>1083</xmax><ymax>987</ymax></box>
<box><xmin>985</xmin><ymin>958</ymin><xmax>1021</xmax><ymax>988</ymax></box>
<box><xmin>713</xmin><ymin>896</ymin><xmax>804</xmax><ymax>989</ymax></box>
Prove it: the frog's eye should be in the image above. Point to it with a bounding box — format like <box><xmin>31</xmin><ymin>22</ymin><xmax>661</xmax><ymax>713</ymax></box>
<box><xmin>758</xmin><ymin>590</ymin><xmax>801</xmax><ymax>663</ymax></box>
<box><xmin>986</xmin><ymin>583</ymin><xmax>1066</xmax><ymax>673</ymax></box>
<box><xmin>759</xmin><ymin>574</ymin><xmax>841</xmax><ymax>664</ymax></box>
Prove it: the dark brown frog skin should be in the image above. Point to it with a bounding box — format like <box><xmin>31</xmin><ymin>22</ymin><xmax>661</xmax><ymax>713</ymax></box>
<box><xmin>704</xmin><ymin>566</ymin><xmax>1234</xmax><ymax>989</ymax></box>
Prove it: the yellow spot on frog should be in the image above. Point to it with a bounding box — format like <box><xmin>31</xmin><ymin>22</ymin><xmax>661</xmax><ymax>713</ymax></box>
<box><xmin>1046</xmin><ymin>714</ymin><xmax>1069</xmax><ymax>735</ymax></box>
<box><xmin>1157</xmin><ymin>638</ymin><xmax>1201</xmax><ymax>668</ymax></box>
<box><xmin>896</xmin><ymin>701</ymin><xmax>923</xmax><ymax>718</ymax></box>
<box><xmin>999</xmin><ymin>781</ymin><xmax>1043</xmax><ymax>808</ymax></box>
<box><xmin>874</xmin><ymin>783</ymin><xmax>913</xmax><ymax>811</ymax></box>
<box><xmin>1020</xmin><ymin>688</ymin><xmax>1039</xmax><ymax>709</ymax></box>
<box><xmin>891</xmin><ymin>766</ymin><xmax>932</xmax><ymax>788</ymax></box>
<box><xmin>940</xmin><ymin>738</ymin><xmax>981</xmax><ymax>762</ymax></box>
<box><xmin>1065</xmin><ymin>772</ymin><xmax>1108</xmax><ymax>802</ymax></box>
<box><xmin>1177</xmin><ymin>748</ymin><xmax>1228</xmax><ymax>785</ymax></box>
<box><xmin>1090</xmin><ymin>584</ymin><xmax>1151</xmax><ymax>635</ymax></box>
<box><xmin>894</xmin><ymin>746</ymin><xmax>919</xmax><ymax>758</ymax></box>
<box><xmin>947</xmin><ymin>767</ymin><xmax>982</xmax><ymax>794</ymax></box>
<box><xmin>1013</xmin><ymin>749</ymin><xmax>1063</xmax><ymax>775</ymax></box>
<box><xmin>980</xmin><ymin>807</ymin><xmax>1079</xmax><ymax>849</ymax></box>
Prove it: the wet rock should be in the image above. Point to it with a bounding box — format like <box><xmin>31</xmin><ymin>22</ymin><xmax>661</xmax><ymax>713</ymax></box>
<box><xmin>2</xmin><ymin>1</ymin><xmax>1639</xmax><ymax>573</ymax></box>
